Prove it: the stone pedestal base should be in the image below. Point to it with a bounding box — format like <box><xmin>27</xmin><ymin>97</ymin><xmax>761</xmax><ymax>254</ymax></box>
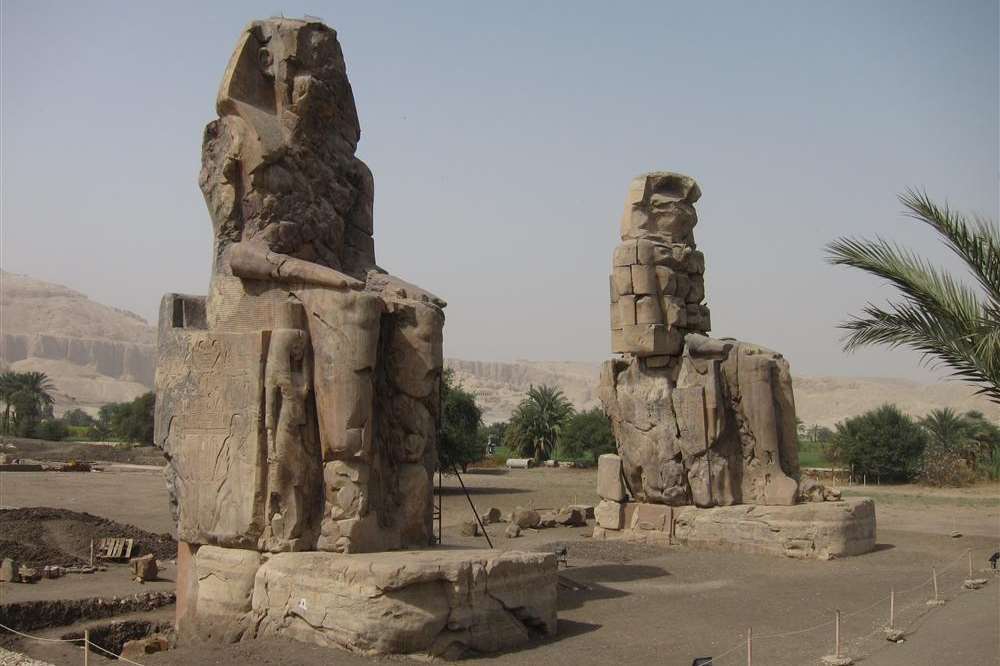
<box><xmin>181</xmin><ymin>546</ymin><xmax>557</xmax><ymax>658</ymax></box>
<box><xmin>593</xmin><ymin>498</ymin><xmax>876</xmax><ymax>560</ymax></box>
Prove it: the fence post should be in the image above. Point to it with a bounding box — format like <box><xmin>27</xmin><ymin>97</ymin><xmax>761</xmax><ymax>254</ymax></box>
<box><xmin>968</xmin><ymin>550</ymin><xmax>973</xmax><ymax>578</ymax></box>
<box><xmin>746</xmin><ymin>626</ymin><xmax>752</xmax><ymax>666</ymax></box>
<box><xmin>933</xmin><ymin>567</ymin><xmax>938</xmax><ymax>601</ymax></box>
<box><xmin>89</xmin><ymin>540</ymin><xmax>94</xmax><ymax>567</ymax></box>
<box><xmin>835</xmin><ymin>609</ymin><xmax>841</xmax><ymax>658</ymax></box>
<box><xmin>83</xmin><ymin>629</ymin><xmax>89</xmax><ymax>666</ymax></box>
<box><xmin>889</xmin><ymin>588</ymin><xmax>894</xmax><ymax>629</ymax></box>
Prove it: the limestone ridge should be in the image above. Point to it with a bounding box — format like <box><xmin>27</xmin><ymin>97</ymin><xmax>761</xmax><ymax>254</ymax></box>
<box><xmin>0</xmin><ymin>271</ymin><xmax>154</xmax><ymax>413</ymax></box>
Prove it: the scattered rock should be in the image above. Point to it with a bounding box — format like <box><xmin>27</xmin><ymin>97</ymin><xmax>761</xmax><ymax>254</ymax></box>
<box><xmin>459</xmin><ymin>521</ymin><xmax>479</xmax><ymax>537</ymax></box>
<box><xmin>537</xmin><ymin>512</ymin><xmax>558</xmax><ymax>529</ymax></box>
<box><xmin>480</xmin><ymin>507</ymin><xmax>502</xmax><ymax>525</ymax></box>
<box><xmin>511</xmin><ymin>508</ymin><xmax>541</xmax><ymax>529</ymax></box>
<box><xmin>963</xmin><ymin>578</ymin><xmax>988</xmax><ymax>590</ymax></box>
<box><xmin>505</xmin><ymin>523</ymin><xmax>522</xmax><ymax>539</ymax></box>
<box><xmin>120</xmin><ymin>634</ymin><xmax>170</xmax><ymax>661</ymax></box>
<box><xmin>568</xmin><ymin>504</ymin><xmax>595</xmax><ymax>519</ymax></box>
<box><xmin>555</xmin><ymin>507</ymin><xmax>587</xmax><ymax>527</ymax></box>
<box><xmin>0</xmin><ymin>557</ymin><xmax>19</xmax><ymax>582</ymax></box>
<box><xmin>130</xmin><ymin>554</ymin><xmax>158</xmax><ymax>582</ymax></box>
<box><xmin>950</xmin><ymin>531</ymin><xmax>962</xmax><ymax>538</ymax></box>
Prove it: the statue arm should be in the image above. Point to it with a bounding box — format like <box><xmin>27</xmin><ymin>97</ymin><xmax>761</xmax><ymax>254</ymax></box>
<box><xmin>229</xmin><ymin>242</ymin><xmax>364</xmax><ymax>290</ymax></box>
<box><xmin>365</xmin><ymin>269</ymin><xmax>447</xmax><ymax>308</ymax></box>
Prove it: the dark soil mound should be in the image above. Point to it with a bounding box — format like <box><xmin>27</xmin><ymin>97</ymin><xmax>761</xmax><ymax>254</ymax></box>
<box><xmin>0</xmin><ymin>507</ymin><xmax>176</xmax><ymax>567</ymax></box>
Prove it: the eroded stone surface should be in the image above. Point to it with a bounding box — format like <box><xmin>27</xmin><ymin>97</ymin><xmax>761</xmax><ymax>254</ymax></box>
<box><xmin>154</xmin><ymin>18</ymin><xmax>445</xmax><ymax>555</ymax></box>
<box><xmin>249</xmin><ymin>550</ymin><xmax>557</xmax><ymax>657</ymax></box>
<box><xmin>600</xmin><ymin>173</ymin><xmax>815</xmax><ymax>509</ymax></box>
<box><xmin>593</xmin><ymin>499</ymin><xmax>876</xmax><ymax>560</ymax></box>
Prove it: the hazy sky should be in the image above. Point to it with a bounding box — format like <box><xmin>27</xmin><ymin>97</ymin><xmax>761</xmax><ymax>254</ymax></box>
<box><xmin>2</xmin><ymin>1</ymin><xmax>997</xmax><ymax>381</ymax></box>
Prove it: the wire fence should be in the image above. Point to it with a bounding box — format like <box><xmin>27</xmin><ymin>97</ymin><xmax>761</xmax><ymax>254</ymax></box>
<box><xmin>701</xmin><ymin>547</ymin><xmax>994</xmax><ymax>665</ymax></box>
<box><xmin>0</xmin><ymin>547</ymin><xmax>994</xmax><ymax>666</ymax></box>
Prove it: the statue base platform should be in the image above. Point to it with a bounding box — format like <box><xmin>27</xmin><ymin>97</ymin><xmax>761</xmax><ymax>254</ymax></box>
<box><xmin>177</xmin><ymin>545</ymin><xmax>557</xmax><ymax>658</ymax></box>
<box><xmin>592</xmin><ymin>498</ymin><xmax>876</xmax><ymax>560</ymax></box>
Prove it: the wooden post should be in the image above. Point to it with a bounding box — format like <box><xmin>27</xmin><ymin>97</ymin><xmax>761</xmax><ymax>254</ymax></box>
<box><xmin>889</xmin><ymin>588</ymin><xmax>895</xmax><ymax>629</ymax></box>
<box><xmin>746</xmin><ymin>626</ymin><xmax>752</xmax><ymax>666</ymax></box>
<box><xmin>83</xmin><ymin>629</ymin><xmax>89</xmax><ymax>666</ymax></box>
<box><xmin>834</xmin><ymin>610</ymin><xmax>841</xmax><ymax>658</ymax></box>
<box><xmin>932</xmin><ymin>567</ymin><xmax>939</xmax><ymax>601</ymax></box>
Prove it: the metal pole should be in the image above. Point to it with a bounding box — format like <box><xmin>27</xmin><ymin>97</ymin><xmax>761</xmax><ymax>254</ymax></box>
<box><xmin>932</xmin><ymin>567</ymin><xmax>939</xmax><ymax>601</ymax></box>
<box><xmin>889</xmin><ymin>588</ymin><xmax>895</xmax><ymax>629</ymax></box>
<box><xmin>83</xmin><ymin>629</ymin><xmax>89</xmax><ymax>666</ymax></box>
<box><xmin>835</xmin><ymin>610</ymin><xmax>841</xmax><ymax>658</ymax></box>
<box><xmin>746</xmin><ymin>626</ymin><xmax>752</xmax><ymax>666</ymax></box>
<box><xmin>452</xmin><ymin>463</ymin><xmax>493</xmax><ymax>549</ymax></box>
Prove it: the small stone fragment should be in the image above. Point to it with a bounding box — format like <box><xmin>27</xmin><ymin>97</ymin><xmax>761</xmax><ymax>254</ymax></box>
<box><xmin>505</xmin><ymin>523</ymin><xmax>522</xmax><ymax>538</ymax></box>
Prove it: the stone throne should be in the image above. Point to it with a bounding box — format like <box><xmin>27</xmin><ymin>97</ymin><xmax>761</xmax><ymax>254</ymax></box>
<box><xmin>595</xmin><ymin>172</ymin><xmax>876</xmax><ymax>559</ymax></box>
<box><xmin>155</xmin><ymin>18</ymin><xmax>555</xmax><ymax>657</ymax></box>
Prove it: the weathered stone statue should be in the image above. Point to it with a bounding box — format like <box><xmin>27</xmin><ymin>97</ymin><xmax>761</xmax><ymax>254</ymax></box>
<box><xmin>602</xmin><ymin>172</ymin><xmax>799</xmax><ymax>507</ymax></box>
<box><xmin>155</xmin><ymin>18</ymin><xmax>555</xmax><ymax>656</ymax></box>
<box><xmin>157</xmin><ymin>18</ymin><xmax>444</xmax><ymax>556</ymax></box>
<box><xmin>596</xmin><ymin>172</ymin><xmax>876</xmax><ymax>559</ymax></box>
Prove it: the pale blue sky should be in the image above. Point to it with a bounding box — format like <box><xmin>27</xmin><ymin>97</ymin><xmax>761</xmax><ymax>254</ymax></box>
<box><xmin>2</xmin><ymin>1</ymin><xmax>997</xmax><ymax>381</ymax></box>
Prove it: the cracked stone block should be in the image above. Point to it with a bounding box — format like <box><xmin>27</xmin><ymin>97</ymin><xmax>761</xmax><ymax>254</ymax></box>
<box><xmin>597</xmin><ymin>454</ymin><xmax>626</xmax><ymax>501</ymax></box>
<box><xmin>191</xmin><ymin>545</ymin><xmax>261</xmax><ymax>642</ymax></box>
<box><xmin>671</xmin><ymin>499</ymin><xmax>876</xmax><ymax>559</ymax></box>
<box><xmin>250</xmin><ymin>549</ymin><xmax>557</xmax><ymax>657</ymax></box>
<box><xmin>595</xmin><ymin>500</ymin><xmax>624</xmax><ymax>530</ymax></box>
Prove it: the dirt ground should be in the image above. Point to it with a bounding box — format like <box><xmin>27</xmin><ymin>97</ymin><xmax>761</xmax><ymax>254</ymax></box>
<box><xmin>1</xmin><ymin>466</ymin><xmax>998</xmax><ymax>666</ymax></box>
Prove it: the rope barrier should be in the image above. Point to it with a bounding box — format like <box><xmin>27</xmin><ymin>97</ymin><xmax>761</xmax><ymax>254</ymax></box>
<box><xmin>701</xmin><ymin>547</ymin><xmax>984</xmax><ymax>664</ymax></box>
<box><xmin>0</xmin><ymin>621</ymin><xmax>147</xmax><ymax>666</ymax></box>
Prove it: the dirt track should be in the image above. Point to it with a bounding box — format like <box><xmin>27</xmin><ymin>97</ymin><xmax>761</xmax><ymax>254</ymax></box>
<box><xmin>1</xmin><ymin>467</ymin><xmax>997</xmax><ymax>665</ymax></box>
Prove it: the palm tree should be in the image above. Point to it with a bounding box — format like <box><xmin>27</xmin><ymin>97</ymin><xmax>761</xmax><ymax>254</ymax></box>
<box><xmin>4</xmin><ymin>371</ymin><xmax>56</xmax><ymax>434</ymax></box>
<box><xmin>504</xmin><ymin>385</ymin><xmax>575</xmax><ymax>462</ymax></box>
<box><xmin>920</xmin><ymin>408</ymin><xmax>966</xmax><ymax>448</ymax></box>
<box><xmin>0</xmin><ymin>372</ymin><xmax>19</xmax><ymax>434</ymax></box>
<box><xmin>826</xmin><ymin>190</ymin><xmax>1000</xmax><ymax>403</ymax></box>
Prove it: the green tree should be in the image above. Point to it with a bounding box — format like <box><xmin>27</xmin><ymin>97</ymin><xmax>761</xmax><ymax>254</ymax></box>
<box><xmin>828</xmin><ymin>404</ymin><xmax>927</xmax><ymax>482</ymax></box>
<box><xmin>438</xmin><ymin>370</ymin><xmax>485</xmax><ymax>472</ymax></box>
<box><xmin>1</xmin><ymin>371</ymin><xmax>56</xmax><ymax>436</ymax></box>
<box><xmin>826</xmin><ymin>191</ymin><xmax>1000</xmax><ymax>403</ymax></box>
<box><xmin>63</xmin><ymin>409</ymin><xmax>97</xmax><ymax>428</ymax></box>
<box><xmin>96</xmin><ymin>392</ymin><xmax>155</xmax><ymax>444</ymax></box>
<box><xmin>504</xmin><ymin>385</ymin><xmax>575</xmax><ymax>463</ymax></box>
<box><xmin>557</xmin><ymin>408</ymin><xmax>615</xmax><ymax>463</ymax></box>
<box><xmin>33</xmin><ymin>418</ymin><xmax>69</xmax><ymax>442</ymax></box>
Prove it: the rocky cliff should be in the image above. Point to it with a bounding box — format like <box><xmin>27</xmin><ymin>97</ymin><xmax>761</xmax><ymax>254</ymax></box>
<box><xmin>1</xmin><ymin>271</ymin><xmax>155</xmax><ymax>414</ymax></box>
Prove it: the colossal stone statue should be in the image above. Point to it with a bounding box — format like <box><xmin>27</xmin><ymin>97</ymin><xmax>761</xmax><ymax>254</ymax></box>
<box><xmin>154</xmin><ymin>19</ymin><xmax>557</xmax><ymax>656</ymax></box>
<box><xmin>156</xmin><ymin>18</ymin><xmax>444</xmax><ymax>556</ymax></box>
<box><xmin>596</xmin><ymin>173</ymin><xmax>876</xmax><ymax>559</ymax></box>
<box><xmin>602</xmin><ymin>172</ymin><xmax>806</xmax><ymax>507</ymax></box>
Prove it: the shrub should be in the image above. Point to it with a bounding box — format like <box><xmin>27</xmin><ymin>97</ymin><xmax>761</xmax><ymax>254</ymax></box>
<box><xmin>32</xmin><ymin>418</ymin><xmax>69</xmax><ymax>442</ymax></box>
<box><xmin>556</xmin><ymin>408</ymin><xmax>615</xmax><ymax>464</ymax></box>
<box><xmin>828</xmin><ymin>404</ymin><xmax>927</xmax><ymax>482</ymax></box>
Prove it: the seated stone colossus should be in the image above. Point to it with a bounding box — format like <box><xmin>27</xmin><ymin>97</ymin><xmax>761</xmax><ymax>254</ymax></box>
<box><xmin>155</xmin><ymin>18</ymin><xmax>444</xmax><ymax>556</ymax></box>
<box><xmin>154</xmin><ymin>19</ymin><xmax>557</xmax><ymax>657</ymax></box>
<box><xmin>602</xmin><ymin>172</ymin><xmax>812</xmax><ymax>507</ymax></box>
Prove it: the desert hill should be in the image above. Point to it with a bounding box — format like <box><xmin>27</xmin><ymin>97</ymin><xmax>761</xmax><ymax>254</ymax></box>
<box><xmin>0</xmin><ymin>271</ymin><xmax>155</xmax><ymax>414</ymax></box>
<box><xmin>446</xmin><ymin>359</ymin><xmax>1000</xmax><ymax>427</ymax></box>
<box><xmin>2</xmin><ymin>272</ymin><xmax>996</xmax><ymax>426</ymax></box>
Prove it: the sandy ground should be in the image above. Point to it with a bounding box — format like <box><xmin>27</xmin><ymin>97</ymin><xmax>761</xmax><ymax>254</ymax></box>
<box><xmin>1</xmin><ymin>467</ymin><xmax>998</xmax><ymax>666</ymax></box>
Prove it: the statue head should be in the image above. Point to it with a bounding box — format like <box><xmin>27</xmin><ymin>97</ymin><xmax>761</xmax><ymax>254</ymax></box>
<box><xmin>619</xmin><ymin>172</ymin><xmax>701</xmax><ymax>246</ymax></box>
<box><xmin>217</xmin><ymin>18</ymin><xmax>361</xmax><ymax>166</ymax></box>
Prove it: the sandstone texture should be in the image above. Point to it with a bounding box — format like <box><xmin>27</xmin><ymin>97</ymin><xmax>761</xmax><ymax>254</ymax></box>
<box><xmin>594</xmin><ymin>172</ymin><xmax>876</xmax><ymax>557</ymax></box>
<box><xmin>155</xmin><ymin>17</ymin><xmax>555</xmax><ymax>657</ymax></box>
<box><xmin>600</xmin><ymin>173</ymin><xmax>806</xmax><ymax>508</ymax></box>
<box><xmin>250</xmin><ymin>550</ymin><xmax>557</xmax><ymax>657</ymax></box>
<box><xmin>594</xmin><ymin>499</ymin><xmax>876</xmax><ymax>560</ymax></box>
<box><xmin>155</xmin><ymin>18</ymin><xmax>444</xmax><ymax>556</ymax></box>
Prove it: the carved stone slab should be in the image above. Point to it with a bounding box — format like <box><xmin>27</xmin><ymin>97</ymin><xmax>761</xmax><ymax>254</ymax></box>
<box><xmin>157</xmin><ymin>330</ymin><xmax>267</xmax><ymax>548</ymax></box>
